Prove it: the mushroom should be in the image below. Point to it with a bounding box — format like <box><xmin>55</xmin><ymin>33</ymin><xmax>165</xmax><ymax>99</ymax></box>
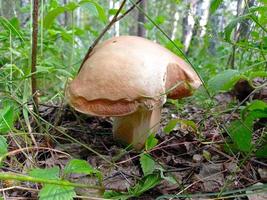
<box><xmin>66</xmin><ymin>36</ymin><xmax>201</xmax><ymax>150</ymax></box>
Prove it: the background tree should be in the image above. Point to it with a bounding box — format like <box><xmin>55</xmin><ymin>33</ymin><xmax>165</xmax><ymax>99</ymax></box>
<box><xmin>137</xmin><ymin>0</ymin><xmax>146</xmax><ymax>37</ymax></box>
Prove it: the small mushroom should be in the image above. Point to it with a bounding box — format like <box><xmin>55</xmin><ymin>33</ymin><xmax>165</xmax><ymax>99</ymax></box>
<box><xmin>66</xmin><ymin>36</ymin><xmax>201</xmax><ymax>150</ymax></box>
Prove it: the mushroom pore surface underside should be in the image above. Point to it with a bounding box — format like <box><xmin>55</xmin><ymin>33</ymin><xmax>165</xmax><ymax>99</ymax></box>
<box><xmin>66</xmin><ymin>36</ymin><xmax>201</xmax><ymax>150</ymax></box>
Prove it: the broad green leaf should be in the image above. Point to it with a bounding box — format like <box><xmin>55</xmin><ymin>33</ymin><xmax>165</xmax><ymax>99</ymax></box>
<box><xmin>0</xmin><ymin>16</ymin><xmax>25</xmax><ymax>42</ymax></box>
<box><xmin>103</xmin><ymin>190</ymin><xmax>131</xmax><ymax>200</ymax></box>
<box><xmin>210</xmin><ymin>0</ymin><xmax>223</xmax><ymax>14</ymax></box>
<box><xmin>64</xmin><ymin>159</ymin><xmax>102</xmax><ymax>180</ymax></box>
<box><xmin>0</xmin><ymin>105</ymin><xmax>16</xmax><ymax>134</ymax></box>
<box><xmin>130</xmin><ymin>174</ymin><xmax>161</xmax><ymax>197</ymax></box>
<box><xmin>256</xmin><ymin>144</ymin><xmax>267</xmax><ymax>158</ymax></box>
<box><xmin>9</xmin><ymin>17</ymin><xmax>20</xmax><ymax>30</ymax></box>
<box><xmin>60</xmin><ymin>31</ymin><xmax>73</xmax><ymax>42</ymax></box>
<box><xmin>241</xmin><ymin>101</ymin><xmax>267</xmax><ymax>126</ymax></box>
<box><xmin>79</xmin><ymin>0</ymin><xmax>107</xmax><ymax>23</ymax></box>
<box><xmin>246</xmin><ymin>100</ymin><xmax>267</xmax><ymax>111</ymax></box>
<box><xmin>145</xmin><ymin>134</ymin><xmax>158</xmax><ymax>150</ymax></box>
<box><xmin>106</xmin><ymin>174</ymin><xmax>162</xmax><ymax>199</ymax></box>
<box><xmin>44</xmin><ymin>7</ymin><xmax>65</xmax><ymax>29</ymax></box>
<box><xmin>39</xmin><ymin>184</ymin><xmax>75</xmax><ymax>200</ymax></box>
<box><xmin>244</xmin><ymin>110</ymin><xmax>267</xmax><ymax>127</ymax></box>
<box><xmin>109</xmin><ymin>8</ymin><xmax>119</xmax><ymax>15</ymax></box>
<box><xmin>29</xmin><ymin>167</ymin><xmax>75</xmax><ymax>199</ymax></box>
<box><xmin>140</xmin><ymin>153</ymin><xmax>155</xmax><ymax>176</ymax></box>
<box><xmin>165</xmin><ymin>39</ymin><xmax>184</xmax><ymax>57</ymax></box>
<box><xmin>164</xmin><ymin>119</ymin><xmax>178</xmax><ymax>134</ymax></box>
<box><xmin>29</xmin><ymin>167</ymin><xmax>60</xmax><ymax>180</ymax></box>
<box><xmin>227</xmin><ymin>120</ymin><xmax>252</xmax><ymax>152</ymax></box>
<box><xmin>92</xmin><ymin>2</ymin><xmax>108</xmax><ymax>23</ymax></box>
<box><xmin>207</xmin><ymin>69</ymin><xmax>241</xmax><ymax>95</ymax></box>
<box><xmin>164</xmin><ymin>119</ymin><xmax>197</xmax><ymax>134</ymax></box>
<box><xmin>144</xmin><ymin>22</ymin><xmax>154</xmax><ymax>30</ymax></box>
<box><xmin>0</xmin><ymin>136</ymin><xmax>8</xmax><ymax>157</ymax></box>
<box><xmin>65</xmin><ymin>2</ymin><xmax>79</xmax><ymax>11</ymax></box>
<box><xmin>155</xmin><ymin>16</ymin><xmax>165</xmax><ymax>24</ymax></box>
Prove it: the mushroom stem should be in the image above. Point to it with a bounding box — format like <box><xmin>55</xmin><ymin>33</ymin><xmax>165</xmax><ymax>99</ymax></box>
<box><xmin>113</xmin><ymin>107</ymin><xmax>161</xmax><ymax>150</ymax></box>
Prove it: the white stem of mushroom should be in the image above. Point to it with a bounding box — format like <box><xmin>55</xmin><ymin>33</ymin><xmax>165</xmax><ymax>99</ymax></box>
<box><xmin>112</xmin><ymin>107</ymin><xmax>161</xmax><ymax>150</ymax></box>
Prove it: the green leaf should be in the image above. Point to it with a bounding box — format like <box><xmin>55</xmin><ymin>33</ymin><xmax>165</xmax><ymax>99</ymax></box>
<box><xmin>104</xmin><ymin>173</ymin><xmax>162</xmax><ymax>199</ymax></box>
<box><xmin>79</xmin><ymin>0</ymin><xmax>107</xmax><ymax>23</ymax></box>
<box><xmin>164</xmin><ymin>119</ymin><xmax>197</xmax><ymax>134</ymax></box>
<box><xmin>244</xmin><ymin>110</ymin><xmax>267</xmax><ymax>127</ymax></box>
<box><xmin>29</xmin><ymin>167</ymin><xmax>60</xmax><ymax>180</ymax></box>
<box><xmin>227</xmin><ymin>120</ymin><xmax>252</xmax><ymax>152</ymax></box>
<box><xmin>130</xmin><ymin>174</ymin><xmax>161</xmax><ymax>197</ymax></box>
<box><xmin>44</xmin><ymin>7</ymin><xmax>66</xmax><ymax>29</ymax></box>
<box><xmin>145</xmin><ymin>134</ymin><xmax>158</xmax><ymax>150</ymax></box>
<box><xmin>64</xmin><ymin>159</ymin><xmax>102</xmax><ymax>180</ymax></box>
<box><xmin>0</xmin><ymin>105</ymin><xmax>16</xmax><ymax>134</ymax></box>
<box><xmin>155</xmin><ymin>16</ymin><xmax>165</xmax><ymax>25</ymax></box>
<box><xmin>165</xmin><ymin>39</ymin><xmax>184</xmax><ymax>57</ymax></box>
<box><xmin>29</xmin><ymin>167</ymin><xmax>72</xmax><ymax>200</ymax></box>
<box><xmin>0</xmin><ymin>136</ymin><xmax>8</xmax><ymax>157</ymax></box>
<box><xmin>256</xmin><ymin>144</ymin><xmax>267</xmax><ymax>158</ymax></box>
<box><xmin>65</xmin><ymin>2</ymin><xmax>79</xmax><ymax>11</ymax></box>
<box><xmin>103</xmin><ymin>191</ymin><xmax>131</xmax><ymax>200</ymax></box>
<box><xmin>246</xmin><ymin>100</ymin><xmax>267</xmax><ymax>111</ymax></box>
<box><xmin>0</xmin><ymin>16</ymin><xmax>25</xmax><ymax>42</ymax></box>
<box><xmin>109</xmin><ymin>8</ymin><xmax>119</xmax><ymax>15</ymax></box>
<box><xmin>210</xmin><ymin>0</ymin><xmax>223</xmax><ymax>14</ymax></box>
<box><xmin>164</xmin><ymin>119</ymin><xmax>178</xmax><ymax>134</ymax></box>
<box><xmin>140</xmin><ymin>153</ymin><xmax>155</xmax><ymax>176</ymax></box>
<box><xmin>241</xmin><ymin>101</ymin><xmax>267</xmax><ymax>126</ymax></box>
<box><xmin>93</xmin><ymin>2</ymin><xmax>108</xmax><ymax>23</ymax></box>
<box><xmin>207</xmin><ymin>69</ymin><xmax>241</xmax><ymax>95</ymax></box>
<box><xmin>39</xmin><ymin>184</ymin><xmax>75</xmax><ymax>200</ymax></box>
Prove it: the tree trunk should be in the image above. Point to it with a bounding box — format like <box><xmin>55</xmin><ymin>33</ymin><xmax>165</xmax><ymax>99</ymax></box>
<box><xmin>1</xmin><ymin>0</ymin><xmax>14</xmax><ymax>18</ymax></box>
<box><xmin>182</xmin><ymin>0</ymin><xmax>197</xmax><ymax>53</ymax></box>
<box><xmin>171</xmin><ymin>10</ymin><xmax>179</xmax><ymax>40</ymax></box>
<box><xmin>137</xmin><ymin>0</ymin><xmax>146</xmax><ymax>37</ymax></box>
<box><xmin>236</xmin><ymin>0</ymin><xmax>255</xmax><ymax>41</ymax></box>
<box><xmin>228</xmin><ymin>0</ymin><xmax>255</xmax><ymax>68</ymax></box>
<box><xmin>208</xmin><ymin>15</ymin><xmax>218</xmax><ymax>55</ymax></box>
<box><xmin>76</xmin><ymin>7</ymin><xmax>81</xmax><ymax>27</ymax></box>
<box><xmin>198</xmin><ymin>0</ymin><xmax>211</xmax><ymax>37</ymax></box>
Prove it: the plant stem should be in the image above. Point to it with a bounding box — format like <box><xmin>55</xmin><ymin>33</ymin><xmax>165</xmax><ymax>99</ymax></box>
<box><xmin>0</xmin><ymin>172</ymin><xmax>104</xmax><ymax>191</ymax></box>
<box><xmin>31</xmin><ymin>0</ymin><xmax>39</xmax><ymax>113</ymax></box>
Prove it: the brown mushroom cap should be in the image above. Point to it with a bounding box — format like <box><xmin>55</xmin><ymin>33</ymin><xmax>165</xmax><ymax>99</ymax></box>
<box><xmin>66</xmin><ymin>36</ymin><xmax>201</xmax><ymax>117</ymax></box>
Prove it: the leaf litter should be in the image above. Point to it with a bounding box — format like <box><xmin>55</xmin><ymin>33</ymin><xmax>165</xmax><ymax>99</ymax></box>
<box><xmin>1</xmin><ymin>90</ymin><xmax>267</xmax><ymax>199</ymax></box>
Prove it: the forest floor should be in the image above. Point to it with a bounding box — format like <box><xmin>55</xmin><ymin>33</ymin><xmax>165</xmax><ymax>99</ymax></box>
<box><xmin>1</xmin><ymin>90</ymin><xmax>267</xmax><ymax>200</ymax></box>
